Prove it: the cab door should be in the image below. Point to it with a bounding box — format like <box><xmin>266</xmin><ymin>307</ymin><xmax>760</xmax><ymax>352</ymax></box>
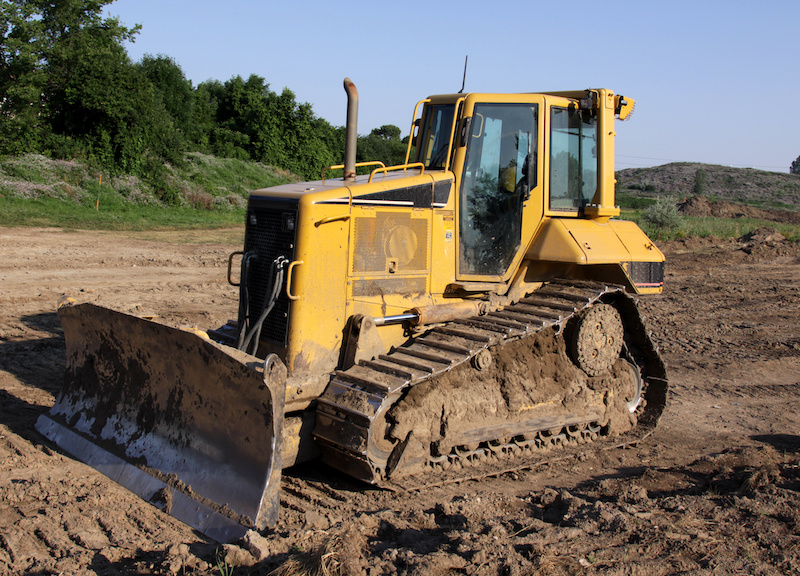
<box><xmin>455</xmin><ymin>96</ymin><xmax>544</xmax><ymax>281</ymax></box>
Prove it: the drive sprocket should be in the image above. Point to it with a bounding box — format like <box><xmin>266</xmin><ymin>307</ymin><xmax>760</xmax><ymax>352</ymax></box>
<box><xmin>567</xmin><ymin>302</ymin><xmax>624</xmax><ymax>376</ymax></box>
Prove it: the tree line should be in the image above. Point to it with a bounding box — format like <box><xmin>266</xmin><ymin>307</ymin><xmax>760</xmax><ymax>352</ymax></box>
<box><xmin>0</xmin><ymin>0</ymin><xmax>408</xmax><ymax>192</ymax></box>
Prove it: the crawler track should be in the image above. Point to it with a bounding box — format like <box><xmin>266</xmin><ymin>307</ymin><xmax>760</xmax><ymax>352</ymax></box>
<box><xmin>313</xmin><ymin>279</ymin><xmax>668</xmax><ymax>489</ymax></box>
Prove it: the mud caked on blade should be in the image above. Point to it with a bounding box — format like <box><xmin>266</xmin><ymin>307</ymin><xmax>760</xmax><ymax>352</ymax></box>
<box><xmin>36</xmin><ymin>302</ymin><xmax>286</xmax><ymax>542</ymax></box>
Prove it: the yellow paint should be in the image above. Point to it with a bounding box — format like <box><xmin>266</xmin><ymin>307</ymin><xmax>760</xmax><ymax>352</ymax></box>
<box><xmin>247</xmin><ymin>88</ymin><xmax>663</xmax><ymax>382</ymax></box>
<box><xmin>517</xmin><ymin>400</ymin><xmax>558</xmax><ymax>413</ymax></box>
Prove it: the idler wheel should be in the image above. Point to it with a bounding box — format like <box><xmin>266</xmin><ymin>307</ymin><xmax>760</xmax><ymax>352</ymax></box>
<box><xmin>568</xmin><ymin>303</ymin><xmax>624</xmax><ymax>376</ymax></box>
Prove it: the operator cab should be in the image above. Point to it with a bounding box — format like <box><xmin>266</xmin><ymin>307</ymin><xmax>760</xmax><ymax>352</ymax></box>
<box><xmin>411</xmin><ymin>90</ymin><xmax>631</xmax><ymax>284</ymax></box>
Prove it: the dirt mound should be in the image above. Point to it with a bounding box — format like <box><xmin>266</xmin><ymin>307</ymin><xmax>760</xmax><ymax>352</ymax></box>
<box><xmin>662</xmin><ymin>231</ymin><xmax>800</xmax><ymax>262</ymax></box>
<box><xmin>678</xmin><ymin>195</ymin><xmax>767</xmax><ymax>219</ymax></box>
<box><xmin>678</xmin><ymin>195</ymin><xmax>800</xmax><ymax>224</ymax></box>
<box><xmin>737</xmin><ymin>226</ymin><xmax>800</xmax><ymax>258</ymax></box>
<box><xmin>677</xmin><ymin>195</ymin><xmax>714</xmax><ymax>217</ymax></box>
<box><xmin>739</xmin><ymin>227</ymin><xmax>786</xmax><ymax>245</ymax></box>
<box><xmin>219</xmin><ymin>445</ymin><xmax>800</xmax><ymax>575</ymax></box>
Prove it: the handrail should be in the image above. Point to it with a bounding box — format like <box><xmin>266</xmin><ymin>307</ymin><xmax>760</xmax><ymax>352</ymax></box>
<box><xmin>404</xmin><ymin>98</ymin><xmax>430</xmax><ymax>165</ymax></box>
<box><xmin>443</xmin><ymin>96</ymin><xmax>466</xmax><ymax>173</ymax></box>
<box><xmin>368</xmin><ymin>163</ymin><xmax>425</xmax><ymax>183</ymax></box>
<box><xmin>321</xmin><ymin>161</ymin><xmax>385</xmax><ymax>182</ymax></box>
<box><xmin>314</xmin><ymin>214</ymin><xmax>350</xmax><ymax>227</ymax></box>
<box><xmin>227</xmin><ymin>251</ymin><xmax>244</xmax><ymax>286</ymax></box>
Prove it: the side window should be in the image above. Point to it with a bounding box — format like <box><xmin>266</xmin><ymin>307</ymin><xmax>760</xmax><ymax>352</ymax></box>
<box><xmin>549</xmin><ymin>106</ymin><xmax>597</xmax><ymax>211</ymax></box>
<box><xmin>418</xmin><ymin>104</ymin><xmax>455</xmax><ymax>169</ymax></box>
<box><xmin>459</xmin><ymin>103</ymin><xmax>538</xmax><ymax>276</ymax></box>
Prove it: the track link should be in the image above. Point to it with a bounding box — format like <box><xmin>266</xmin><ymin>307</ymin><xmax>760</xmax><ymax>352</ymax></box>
<box><xmin>313</xmin><ymin>279</ymin><xmax>668</xmax><ymax>488</ymax></box>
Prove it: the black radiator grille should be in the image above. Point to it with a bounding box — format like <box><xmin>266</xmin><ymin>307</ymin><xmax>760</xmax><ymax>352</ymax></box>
<box><xmin>242</xmin><ymin>202</ymin><xmax>298</xmax><ymax>346</ymax></box>
<box><xmin>627</xmin><ymin>261</ymin><xmax>665</xmax><ymax>289</ymax></box>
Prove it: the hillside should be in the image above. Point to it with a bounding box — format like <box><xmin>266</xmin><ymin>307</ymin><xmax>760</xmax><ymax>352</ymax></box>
<box><xmin>0</xmin><ymin>153</ymin><xmax>297</xmax><ymax>208</ymax></box>
<box><xmin>4</xmin><ymin>155</ymin><xmax>800</xmax><ymax>236</ymax></box>
<box><xmin>0</xmin><ymin>153</ymin><xmax>300</xmax><ymax>229</ymax></box>
<box><xmin>617</xmin><ymin>162</ymin><xmax>800</xmax><ymax>210</ymax></box>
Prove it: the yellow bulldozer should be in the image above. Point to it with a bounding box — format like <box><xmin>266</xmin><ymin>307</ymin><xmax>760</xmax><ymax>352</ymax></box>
<box><xmin>36</xmin><ymin>79</ymin><xmax>667</xmax><ymax>542</ymax></box>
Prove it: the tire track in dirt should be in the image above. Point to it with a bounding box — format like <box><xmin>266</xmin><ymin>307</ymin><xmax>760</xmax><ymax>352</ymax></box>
<box><xmin>1</xmin><ymin>227</ymin><xmax>800</xmax><ymax>574</ymax></box>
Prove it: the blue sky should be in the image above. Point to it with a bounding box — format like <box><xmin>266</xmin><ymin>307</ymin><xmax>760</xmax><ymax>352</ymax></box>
<box><xmin>105</xmin><ymin>0</ymin><xmax>799</xmax><ymax>172</ymax></box>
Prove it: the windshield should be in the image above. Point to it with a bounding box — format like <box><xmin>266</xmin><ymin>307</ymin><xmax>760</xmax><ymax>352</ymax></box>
<box><xmin>416</xmin><ymin>104</ymin><xmax>455</xmax><ymax>170</ymax></box>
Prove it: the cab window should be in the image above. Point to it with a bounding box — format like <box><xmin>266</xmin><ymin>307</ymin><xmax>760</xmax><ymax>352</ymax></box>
<box><xmin>549</xmin><ymin>106</ymin><xmax>597</xmax><ymax>211</ymax></box>
<box><xmin>417</xmin><ymin>104</ymin><xmax>455</xmax><ymax>169</ymax></box>
<box><xmin>459</xmin><ymin>103</ymin><xmax>537</xmax><ymax>276</ymax></box>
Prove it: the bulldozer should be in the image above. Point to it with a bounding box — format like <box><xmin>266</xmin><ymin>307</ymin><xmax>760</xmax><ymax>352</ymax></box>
<box><xmin>36</xmin><ymin>79</ymin><xmax>667</xmax><ymax>542</ymax></box>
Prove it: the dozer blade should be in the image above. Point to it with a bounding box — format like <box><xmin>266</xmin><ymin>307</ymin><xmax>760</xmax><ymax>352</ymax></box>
<box><xmin>35</xmin><ymin>302</ymin><xmax>286</xmax><ymax>542</ymax></box>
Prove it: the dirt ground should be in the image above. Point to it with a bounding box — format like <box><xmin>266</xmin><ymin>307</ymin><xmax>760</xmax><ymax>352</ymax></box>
<box><xmin>1</xmin><ymin>225</ymin><xmax>800</xmax><ymax>576</ymax></box>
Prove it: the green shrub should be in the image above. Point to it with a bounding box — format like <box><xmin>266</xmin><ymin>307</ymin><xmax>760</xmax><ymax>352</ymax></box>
<box><xmin>616</xmin><ymin>194</ymin><xmax>657</xmax><ymax>209</ymax></box>
<box><xmin>693</xmin><ymin>168</ymin><xmax>707</xmax><ymax>195</ymax></box>
<box><xmin>642</xmin><ymin>197</ymin><xmax>682</xmax><ymax>229</ymax></box>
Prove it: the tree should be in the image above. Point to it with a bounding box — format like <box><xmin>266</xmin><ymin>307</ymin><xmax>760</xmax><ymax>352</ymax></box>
<box><xmin>43</xmin><ymin>1</ymin><xmax>189</xmax><ymax>171</ymax></box>
<box><xmin>0</xmin><ymin>0</ymin><xmax>49</xmax><ymax>152</ymax></box>
<box><xmin>47</xmin><ymin>25</ymin><xmax>185</xmax><ymax>171</ymax></box>
<box><xmin>693</xmin><ymin>167</ymin><xmax>707</xmax><ymax>195</ymax></box>
<box><xmin>1</xmin><ymin>0</ymin><xmax>185</xmax><ymax>173</ymax></box>
<box><xmin>0</xmin><ymin>0</ymin><xmax>361</xmax><ymax>181</ymax></box>
<box><xmin>192</xmin><ymin>79</ymin><xmax>225</xmax><ymax>153</ymax></box>
<box><xmin>203</xmin><ymin>75</ymin><xmax>340</xmax><ymax>179</ymax></box>
<box><xmin>357</xmin><ymin>125</ymin><xmax>407</xmax><ymax>167</ymax></box>
<box><xmin>138</xmin><ymin>54</ymin><xmax>195</xmax><ymax>138</ymax></box>
<box><xmin>791</xmin><ymin>155</ymin><xmax>800</xmax><ymax>175</ymax></box>
<box><xmin>211</xmin><ymin>75</ymin><xmax>273</xmax><ymax>162</ymax></box>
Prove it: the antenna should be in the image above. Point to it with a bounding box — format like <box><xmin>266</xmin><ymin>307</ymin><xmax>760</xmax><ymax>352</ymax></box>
<box><xmin>459</xmin><ymin>55</ymin><xmax>468</xmax><ymax>93</ymax></box>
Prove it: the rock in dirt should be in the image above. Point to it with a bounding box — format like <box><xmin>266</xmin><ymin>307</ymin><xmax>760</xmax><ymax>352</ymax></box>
<box><xmin>243</xmin><ymin>529</ymin><xmax>272</xmax><ymax>562</ymax></box>
<box><xmin>739</xmin><ymin>227</ymin><xmax>786</xmax><ymax>245</ymax></box>
<box><xmin>220</xmin><ymin>543</ymin><xmax>257</xmax><ymax>567</ymax></box>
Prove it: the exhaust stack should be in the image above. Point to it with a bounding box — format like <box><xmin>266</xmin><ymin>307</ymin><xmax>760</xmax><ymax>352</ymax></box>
<box><xmin>343</xmin><ymin>77</ymin><xmax>358</xmax><ymax>181</ymax></box>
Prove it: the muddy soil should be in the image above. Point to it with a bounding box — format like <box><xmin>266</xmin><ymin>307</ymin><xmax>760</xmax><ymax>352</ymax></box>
<box><xmin>1</xmin><ymin>226</ymin><xmax>800</xmax><ymax>575</ymax></box>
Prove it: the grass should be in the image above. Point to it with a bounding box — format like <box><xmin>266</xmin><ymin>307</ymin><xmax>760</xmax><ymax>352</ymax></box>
<box><xmin>0</xmin><ymin>194</ymin><xmax>246</xmax><ymax>230</ymax></box>
<box><xmin>616</xmin><ymin>193</ymin><xmax>657</xmax><ymax>210</ymax></box>
<box><xmin>214</xmin><ymin>549</ymin><xmax>235</xmax><ymax>576</ymax></box>
<box><xmin>183</xmin><ymin>152</ymin><xmax>298</xmax><ymax>198</ymax></box>
<box><xmin>0</xmin><ymin>152</ymin><xmax>297</xmax><ymax>232</ymax></box>
<box><xmin>622</xmin><ymin>208</ymin><xmax>800</xmax><ymax>242</ymax></box>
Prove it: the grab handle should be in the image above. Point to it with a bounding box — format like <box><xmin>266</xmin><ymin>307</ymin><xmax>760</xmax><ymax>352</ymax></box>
<box><xmin>286</xmin><ymin>260</ymin><xmax>304</xmax><ymax>301</ymax></box>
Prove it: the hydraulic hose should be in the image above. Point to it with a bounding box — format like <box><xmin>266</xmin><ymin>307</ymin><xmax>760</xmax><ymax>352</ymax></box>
<box><xmin>236</xmin><ymin>251</ymin><xmax>258</xmax><ymax>351</ymax></box>
<box><xmin>239</xmin><ymin>255</ymin><xmax>289</xmax><ymax>356</ymax></box>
